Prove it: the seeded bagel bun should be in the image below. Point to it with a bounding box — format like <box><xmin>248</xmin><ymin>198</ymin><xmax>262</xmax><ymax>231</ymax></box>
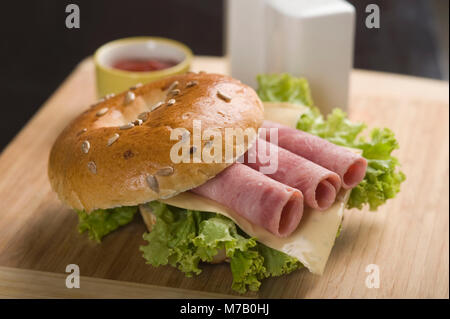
<box><xmin>48</xmin><ymin>73</ymin><xmax>264</xmax><ymax>212</ymax></box>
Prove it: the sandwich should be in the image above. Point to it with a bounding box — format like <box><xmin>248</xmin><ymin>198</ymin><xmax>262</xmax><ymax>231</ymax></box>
<box><xmin>48</xmin><ymin>72</ymin><xmax>405</xmax><ymax>293</ymax></box>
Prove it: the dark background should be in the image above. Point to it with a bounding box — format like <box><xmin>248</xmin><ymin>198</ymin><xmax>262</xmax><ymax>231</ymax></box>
<box><xmin>0</xmin><ymin>0</ymin><xmax>448</xmax><ymax>150</ymax></box>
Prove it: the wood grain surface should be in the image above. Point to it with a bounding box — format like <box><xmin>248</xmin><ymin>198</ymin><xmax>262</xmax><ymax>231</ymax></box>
<box><xmin>0</xmin><ymin>266</ymin><xmax>236</xmax><ymax>299</ymax></box>
<box><xmin>0</xmin><ymin>57</ymin><xmax>448</xmax><ymax>298</ymax></box>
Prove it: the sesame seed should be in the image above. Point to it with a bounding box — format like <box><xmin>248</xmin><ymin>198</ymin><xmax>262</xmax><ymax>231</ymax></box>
<box><xmin>105</xmin><ymin>93</ymin><xmax>115</xmax><ymax>99</ymax></box>
<box><xmin>119</xmin><ymin>123</ymin><xmax>134</xmax><ymax>130</ymax></box>
<box><xmin>181</xmin><ymin>112</ymin><xmax>192</xmax><ymax>120</ymax></box>
<box><xmin>96</xmin><ymin>107</ymin><xmax>108</xmax><ymax>116</ymax></box>
<box><xmin>169</xmin><ymin>89</ymin><xmax>180</xmax><ymax>97</ymax></box>
<box><xmin>217</xmin><ymin>90</ymin><xmax>231</xmax><ymax>102</ymax></box>
<box><xmin>146</xmin><ymin>175</ymin><xmax>159</xmax><ymax>193</ymax></box>
<box><xmin>107</xmin><ymin>133</ymin><xmax>120</xmax><ymax>146</ymax></box>
<box><xmin>124</xmin><ymin>91</ymin><xmax>135</xmax><ymax>105</ymax></box>
<box><xmin>81</xmin><ymin>140</ymin><xmax>90</xmax><ymax>154</ymax></box>
<box><xmin>87</xmin><ymin>161</ymin><xmax>97</xmax><ymax>174</ymax></box>
<box><xmin>186</xmin><ymin>81</ymin><xmax>198</xmax><ymax>88</ymax></box>
<box><xmin>130</xmin><ymin>83</ymin><xmax>142</xmax><ymax>90</ymax></box>
<box><xmin>134</xmin><ymin>119</ymin><xmax>143</xmax><ymax>126</ymax></box>
<box><xmin>167</xmin><ymin>81</ymin><xmax>179</xmax><ymax>92</ymax></box>
<box><xmin>138</xmin><ymin>112</ymin><xmax>149</xmax><ymax>121</ymax></box>
<box><xmin>156</xmin><ymin>167</ymin><xmax>174</xmax><ymax>176</ymax></box>
<box><xmin>77</xmin><ymin>128</ymin><xmax>88</xmax><ymax>136</ymax></box>
<box><xmin>167</xmin><ymin>99</ymin><xmax>176</xmax><ymax>106</ymax></box>
<box><xmin>151</xmin><ymin>101</ymin><xmax>163</xmax><ymax>111</ymax></box>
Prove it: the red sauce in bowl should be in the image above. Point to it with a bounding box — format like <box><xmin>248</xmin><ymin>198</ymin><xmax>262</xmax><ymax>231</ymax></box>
<box><xmin>112</xmin><ymin>58</ymin><xmax>178</xmax><ymax>72</ymax></box>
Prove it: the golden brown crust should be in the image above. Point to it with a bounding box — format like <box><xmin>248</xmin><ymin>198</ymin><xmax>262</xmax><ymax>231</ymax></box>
<box><xmin>48</xmin><ymin>73</ymin><xmax>264</xmax><ymax>212</ymax></box>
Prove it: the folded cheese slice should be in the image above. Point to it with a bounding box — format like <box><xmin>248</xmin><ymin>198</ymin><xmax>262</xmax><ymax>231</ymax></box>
<box><xmin>263</xmin><ymin>101</ymin><xmax>308</xmax><ymax>127</ymax></box>
<box><xmin>157</xmin><ymin>102</ymin><xmax>350</xmax><ymax>275</ymax></box>
<box><xmin>161</xmin><ymin>190</ymin><xmax>348</xmax><ymax>275</ymax></box>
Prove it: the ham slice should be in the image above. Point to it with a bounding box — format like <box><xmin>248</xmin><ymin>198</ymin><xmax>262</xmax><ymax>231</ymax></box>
<box><xmin>243</xmin><ymin>138</ymin><xmax>341</xmax><ymax>210</ymax></box>
<box><xmin>261</xmin><ymin>121</ymin><xmax>367</xmax><ymax>189</ymax></box>
<box><xmin>192</xmin><ymin>163</ymin><xmax>304</xmax><ymax>237</ymax></box>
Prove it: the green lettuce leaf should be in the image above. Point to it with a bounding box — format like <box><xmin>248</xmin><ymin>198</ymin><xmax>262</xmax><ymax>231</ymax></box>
<box><xmin>297</xmin><ymin>108</ymin><xmax>366</xmax><ymax>146</ymax></box>
<box><xmin>77</xmin><ymin>206</ymin><xmax>138</xmax><ymax>242</ymax></box>
<box><xmin>140</xmin><ymin>201</ymin><xmax>302</xmax><ymax>293</ymax></box>
<box><xmin>230</xmin><ymin>249</ymin><xmax>265</xmax><ymax>293</ymax></box>
<box><xmin>256</xmin><ymin>244</ymin><xmax>301</xmax><ymax>277</ymax></box>
<box><xmin>348</xmin><ymin>128</ymin><xmax>406</xmax><ymax>210</ymax></box>
<box><xmin>257</xmin><ymin>73</ymin><xmax>405</xmax><ymax>210</ymax></box>
<box><xmin>140</xmin><ymin>201</ymin><xmax>206</xmax><ymax>276</ymax></box>
<box><xmin>257</xmin><ymin>73</ymin><xmax>314</xmax><ymax>107</ymax></box>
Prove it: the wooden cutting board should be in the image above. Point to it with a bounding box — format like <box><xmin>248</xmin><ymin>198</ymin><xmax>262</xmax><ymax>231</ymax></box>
<box><xmin>0</xmin><ymin>57</ymin><xmax>448</xmax><ymax>298</ymax></box>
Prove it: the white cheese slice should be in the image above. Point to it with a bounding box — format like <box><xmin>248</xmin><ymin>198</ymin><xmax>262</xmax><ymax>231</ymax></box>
<box><xmin>161</xmin><ymin>191</ymin><xmax>348</xmax><ymax>275</ymax></box>
<box><xmin>159</xmin><ymin>102</ymin><xmax>348</xmax><ymax>275</ymax></box>
<box><xmin>263</xmin><ymin>102</ymin><xmax>308</xmax><ymax>128</ymax></box>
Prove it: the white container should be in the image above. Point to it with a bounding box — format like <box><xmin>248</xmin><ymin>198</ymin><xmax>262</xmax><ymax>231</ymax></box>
<box><xmin>226</xmin><ymin>0</ymin><xmax>355</xmax><ymax>114</ymax></box>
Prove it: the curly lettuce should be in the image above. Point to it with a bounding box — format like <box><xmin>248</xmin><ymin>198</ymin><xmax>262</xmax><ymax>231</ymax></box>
<box><xmin>77</xmin><ymin>206</ymin><xmax>138</xmax><ymax>242</ymax></box>
<box><xmin>257</xmin><ymin>73</ymin><xmax>405</xmax><ymax>210</ymax></box>
<box><xmin>347</xmin><ymin>128</ymin><xmax>406</xmax><ymax>210</ymax></box>
<box><xmin>140</xmin><ymin>201</ymin><xmax>302</xmax><ymax>293</ymax></box>
<box><xmin>257</xmin><ymin>73</ymin><xmax>314</xmax><ymax>106</ymax></box>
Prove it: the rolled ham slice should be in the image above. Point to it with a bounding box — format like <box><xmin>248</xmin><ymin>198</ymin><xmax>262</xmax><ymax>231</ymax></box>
<box><xmin>261</xmin><ymin>121</ymin><xmax>367</xmax><ymax>189</ymax></box>
<box><xmin>243</xmin><ymin>138</ymin><xmax>341</xmax><ymax>210</ymax></box>
<box><xmin>192</xmin><ymin>163</ymin><xmax>304</xmax><ymax>237</ymax></box>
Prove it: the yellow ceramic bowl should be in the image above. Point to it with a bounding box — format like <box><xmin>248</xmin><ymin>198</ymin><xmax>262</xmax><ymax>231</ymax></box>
<box><xmin>94</xmin><ymin>37</ymin><xmax>193</xmax><ymax>98</ymax></box>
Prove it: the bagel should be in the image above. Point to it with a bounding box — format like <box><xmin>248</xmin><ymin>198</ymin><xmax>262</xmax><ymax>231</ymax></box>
<box><xmin>48</xmin><ymin>73</ymin><xmax>264</xmax><ymax>212</ymax></box>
